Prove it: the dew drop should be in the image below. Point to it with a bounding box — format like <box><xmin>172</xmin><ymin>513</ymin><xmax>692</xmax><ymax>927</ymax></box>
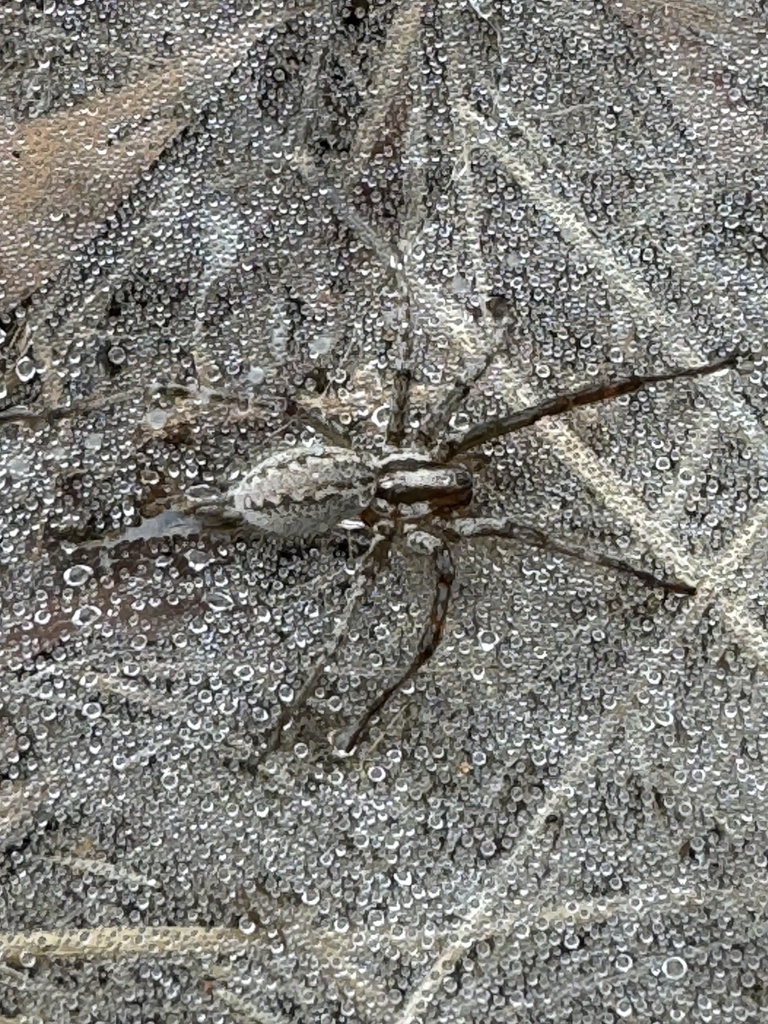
<box><xmin>144</xmin><ymin>409</ymin><xmax>168</xmax><ymax>430</ymax></box>
<box><xmin>616</xmin><ymin>953</ymin><xmax>634</xmax><ymax>972</ymax></box>
<box><xmin>238</xmin><ymin>915</ymin><xmax>257</xmax><ymax>935</ymax></box>
<box><xmin>206</xmin><ymin>591</ymin><xmax>235</xmax><ymax>612</ymax></box>
<box><xmin>64</xmin><ymin>564</ymin><xmax>94</xmax><ymax>587</ymax></box>
<box><xmin>81</xmin><ymin>701</ymin><xmax>103</xmax><ymax>721</ymax></box>
<box><xmin>662</xmin><ymin>956</ymin><xmax>688</xmax><ymax>980</ymax></box>
<box><xmin>15</xmin><ymin>356</ymin><xmax>36</xmax><ymax>382</ymax></box>
<box><xmin>72</xmin><ymin>605</ymin><xmax>102</xmax><ymax>628</ymax></box>
<box><xmin>372</xmin><ymin>405</ymin><xmax>389</xmax><ymax>428</ymax></box>
<box><xmin>186</xmin><ymin>550</ymin><xmax>212</xmax><ymax>572</ymax></box>
<box><xmin>478</xmin><ymin>629</ymin><xmax>499</xmax><ymax>652</ymax></box>
<box><xmin>107</xmin><ymin>344</ymin><xmax>127</xmax><ymax>365</ymax></box>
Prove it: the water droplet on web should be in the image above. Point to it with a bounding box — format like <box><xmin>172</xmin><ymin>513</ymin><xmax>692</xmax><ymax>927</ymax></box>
<box><xmin>186</xmin><ymin>550</ymin><xmax>212</xmax><ymax>572</ymax></box>
<box><xmin>15</xmin><ymin>356</ymin><xmax>36</xmax><ymax>382</ymax></box>
<box><xmin>372</xmin><ymin>405</ymin><xmax>389</xmax><ymax>428</ymax></box>
<box><xmin>64</xmin><ymin>564</ymin><xmax>93</xmax><ymax>587</ymax></box>
<box><xmin>81</xmin><ymin>700</ymin><xmax>103</xmax><ymax>721</ymax></box>
<box><xmin>206</xmin><ymin>591</ymin><xmax>235</xmax><ymax>612</ymax></box>
<box><xmin>662</xmin><ymin>956</ymin><xmax>688</xmax><ymax>980</ymax></box>
<box><xmin>478</xmin><ymin>629</ymin><xmax>499</xmax><ymax>652</ymax></box>
<box><xmin>238</xmin><ymin>915</ymin><xmax>257</xmax><ymax>936</ymax></box>
<box><xmin>107</xmin><ymin>344</ymin><xmax>127</xmax><ymax>366</ymax></box>
<box><xmin>302</xmin><ymin>888</ymin><xmax>320</xmax><ymax>906</ymax></box>
<box><xmin>72</xmin><ymin>605</ymin><xmax>101</xmax><ymax>627</ymax></box>
<box><xmin>309</xmin><ymin>333</ymin><xmax>332</xmax><ymax>357</ymax></box>
<box><xmin>144</xmin><ymin>409</ymin><xmax>168</xmax><ymax>430</ymax></box>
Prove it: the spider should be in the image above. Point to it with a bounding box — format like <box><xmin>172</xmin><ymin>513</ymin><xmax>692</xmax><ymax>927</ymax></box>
<box><xmin>177</xmin><ymin>344</ymin><xmax>739</xmax><ymax>758</ymax></box>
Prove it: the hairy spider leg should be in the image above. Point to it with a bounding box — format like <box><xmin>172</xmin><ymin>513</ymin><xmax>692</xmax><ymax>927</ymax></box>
<box><xmin>426</xmin><ymin>350</ymin><xmax>739</xmax><ymax>593</ymax></box>
<box><xmin>386</xmin><ymin>363</ymin><xmax>413</xmax><ymax>449</ymax></box>
<box><xmin>416</xmin><ymin>289</ymin><xmax>530</xmax><ymax>451</ymax></box>
<box><xmin>417</xmin><ymin>343</ymin><xmax>500</xmax><ymax>451</ymax></box>
<box><xmin>445</xmin><ymin>517</ymin><xmax>695</xmax><ymax>595</ymax></box>
<box><xmin>282</xmin><ymin>397</ymin><xmax>356</xmax><ymax>450</ymax></box>
<box><xmin>385</xmin><ymin>264</ymin><xmax>421</xmax><ymax>449</ymax></box>
<box><xmin>336</xmin><ymin>513</ymin><xmax>695</xmax><ymax>755</ymax></box>
<box><xmin>335</xmin><ymin>530</ymin><xmax>455</xmax><ymax>754</ymax></box>
<box><xmin>0</xmin><ymin>384</ymin><xmax>159</xmax><ymax>426</ymax></box>
<box><xmin>264</xmin><ymin>532</ymin><xmax>390</xmax><ymax>756</ymax></box>
<box><xmin>294</xmin><ymin>157</ymin><xmax>418</xmax><ymax>451</ymax></box>
<box><xmin>441</xmin><ymin>350</ymin><xmax>739</xmax><ymax>460</ymax></box>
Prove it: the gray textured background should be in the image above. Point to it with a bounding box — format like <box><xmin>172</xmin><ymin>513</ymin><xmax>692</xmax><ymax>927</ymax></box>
<box><xmin>1</xmin><ymin>2</ymin><xmax>768</xmax><ymax>1021</ymax></box>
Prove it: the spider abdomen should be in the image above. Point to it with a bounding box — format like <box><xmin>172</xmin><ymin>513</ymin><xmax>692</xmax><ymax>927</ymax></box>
<box><xmin>229</xmin><ymin>444</ymin><xmax>376</xmax><ymax>537</ymax></box>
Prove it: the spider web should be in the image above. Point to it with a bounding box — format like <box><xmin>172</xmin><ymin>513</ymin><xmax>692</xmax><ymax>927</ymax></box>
<box><xmin>1</xmin><ymin>1</ymin><xmax>767</xmax><ymax>1022</ymax></box>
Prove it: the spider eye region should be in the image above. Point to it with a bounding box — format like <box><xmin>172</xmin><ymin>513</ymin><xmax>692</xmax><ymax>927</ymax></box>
<box><xmin>375</xmin><ymin>459</ymin><xmax>473</xmax><ymax>517</ymax></box>
<box><xmin>228</xmin><ymin>444</ymin><xmax>376</xmax><ymax>537</ymax></box>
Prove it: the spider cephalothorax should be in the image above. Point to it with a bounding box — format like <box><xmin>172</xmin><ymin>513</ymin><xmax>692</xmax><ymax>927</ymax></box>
<box><xmin>366</xmin><ymin>453</ymin><xmax>474</xmax><ymax>523</ymax></box>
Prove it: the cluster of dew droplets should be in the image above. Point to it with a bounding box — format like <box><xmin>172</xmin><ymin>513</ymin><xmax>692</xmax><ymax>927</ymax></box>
<box><xmin>0</xmin><ymin>0</ymin><xmax>767</xmax><ymax>1022</ymax></box>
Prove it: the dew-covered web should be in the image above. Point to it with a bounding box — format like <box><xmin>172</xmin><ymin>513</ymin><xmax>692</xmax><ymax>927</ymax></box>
<box><xmin>1</xmin><ymin>2</ymin><xmax>768</xmax><ymax>1022</ymax></box>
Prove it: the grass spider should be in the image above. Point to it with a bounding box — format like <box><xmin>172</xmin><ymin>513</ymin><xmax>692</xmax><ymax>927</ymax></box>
<box><xmin>176</xmin><ymin>339</ymin><xmax>738</xmax><ymax>758</ymax></box>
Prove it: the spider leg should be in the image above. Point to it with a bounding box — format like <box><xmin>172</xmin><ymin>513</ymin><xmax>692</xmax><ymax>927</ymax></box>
<box><xmin>417</xmin><ymin>345</ymin><xmax>500</xmax><ymax>450</ymax></box>
<box><xmin>2</xmin><ymin>383</ymin><xmax>353</xmax><ymax>452</ymax></box>
<box><xmin>0</xmin><ymin>381</ymin><xmax>260</xmax><ymax>428</ymax></box>
<box><xmin>385</xmin><ymin>264</ymin><xmax>421</xmax><ymax>449</ymax></box>
<box><xmin>282</xmin><ymin>397</ymin><xmax>355</xmax><ymax>449</ymax></box>
<box><xmin>446</xmin><ymin>516</ymin><xmax>695</xmax><ymax>595</ymax></box>
<box><xmin>335</xmin><ymin>530</ymin><xmax>455</xmax><ymax>754</ymax></box>
<box><xmin>440</xmin><ymin>351</ymin><xmax>739</xmax><ymax>459</ymax></box>
<box><xmin>417</xmin><ymin>291</ymin><xmax>524</xmax><ymax>451</ymax></box>
<box><xmin>386</xmin><ymin>364</ymin><xmax>413</xmax><ymax>449</ymax></box>
<box><xmin>263</xmin><ymin>531</ymin><xmax>390</xmax><ymax>756</ymax></box>
<box><xmin>293</xmin><ymin>156</ymin><xmax>417</xmax><ymax>450</ymax></box>
<box><xmin>0</xmin><ymin>384</ymin><xmax>157</xmax><ymax>426</ymax></box>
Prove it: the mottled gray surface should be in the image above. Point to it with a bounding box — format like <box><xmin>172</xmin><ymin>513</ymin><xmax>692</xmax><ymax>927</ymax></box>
<box><xmin>1</xmin><ymin>1</ymin><xmax>768</xmax><ymax>1021</ymax></box>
